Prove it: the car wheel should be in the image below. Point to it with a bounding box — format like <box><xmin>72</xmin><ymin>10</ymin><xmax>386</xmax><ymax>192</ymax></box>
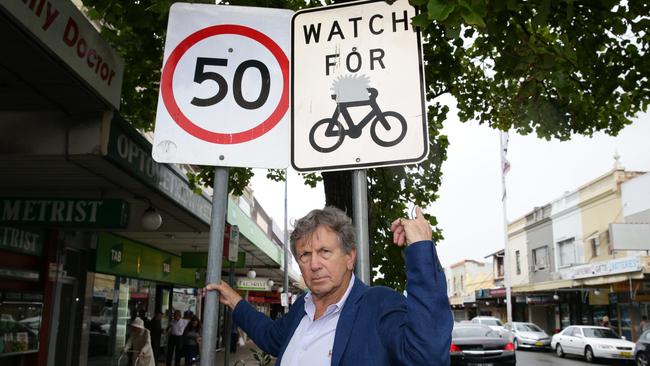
<box><xmin>585</xmin><ymin>346</ymin><xmax>596</xmax><ymax>363</ymax></box>
<box><xmin>638</xmin><ymin>353</ymin><xmax>648</xmax><ymax>366</ymax></box>
<box><xmin>556</xmin><ymin>344</ymin><xmax>565</xmax><ymax>358</ymax></box>
<box><xmin>514</xmin><ymin>338</ymin><xmax>519</xmax><ymax>350</ymax></box>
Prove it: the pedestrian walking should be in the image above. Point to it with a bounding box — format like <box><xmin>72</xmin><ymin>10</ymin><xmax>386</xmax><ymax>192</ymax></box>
<box><xmin>166</xmin><ymin>310</ymin><xmax>188</xmax><ymax>366</ymax></box>
<box><xmin>121</xmin><ymin>317</ymin><xmax>155</xmax><ymax>366</ymax></box>
<box><xmin>182</xmin><ymin>316</ymin><xmax>202</xmax><ymax>366</ymax></box>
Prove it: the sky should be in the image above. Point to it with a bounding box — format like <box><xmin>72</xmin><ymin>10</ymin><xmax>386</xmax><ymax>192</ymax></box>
<box><xmin>250</xmin><ymin>98</ymin><xmax>650</xmax><ymax>269</ymax></box>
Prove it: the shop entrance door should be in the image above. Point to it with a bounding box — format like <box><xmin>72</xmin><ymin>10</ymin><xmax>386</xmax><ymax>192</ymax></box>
<box><xmin>51</xmin><ymin>278</ymin><xmax>78</xmax><ymax>366</ymax></box>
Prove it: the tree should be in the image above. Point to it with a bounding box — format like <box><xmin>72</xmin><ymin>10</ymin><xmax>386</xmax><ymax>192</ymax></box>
<box><xmin>83</xmin><ymin>0</ymin><xmax>649</xmax><ymax>290</ymax></box>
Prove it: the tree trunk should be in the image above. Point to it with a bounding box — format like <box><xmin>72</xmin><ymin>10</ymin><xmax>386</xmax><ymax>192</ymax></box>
<box><xmin>322</xmin><ymin>171</ymin><xmax>354</xmax><ymax>219</ymax></box>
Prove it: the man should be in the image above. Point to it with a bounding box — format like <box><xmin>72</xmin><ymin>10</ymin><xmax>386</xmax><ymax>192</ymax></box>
<box><xmin>206</xmin><ymin>206</ymin><xmax>452</xmax><ymax>365</ymax></box>
<box><xmin>166</xmin><ymin>310</ymin><xmax>188</xmax><ymax>366</ymax></box>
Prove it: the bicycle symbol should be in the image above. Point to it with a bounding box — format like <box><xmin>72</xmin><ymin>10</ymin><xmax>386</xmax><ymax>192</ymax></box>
<box><xmin>308</xmin><ymin>88</ymin><xmax>407</xmax><ymax>153</ymax></box>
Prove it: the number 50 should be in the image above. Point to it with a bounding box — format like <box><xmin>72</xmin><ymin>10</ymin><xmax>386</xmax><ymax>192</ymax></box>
<box><xmin>191</xmin><ymin>57</ymin><xmax>270</xmax><ymax>110</ymax></box>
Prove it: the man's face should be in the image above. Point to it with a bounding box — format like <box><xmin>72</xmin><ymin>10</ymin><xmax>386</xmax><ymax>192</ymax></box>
<box><xmin>173</xmin><ymin>312</ymin><xmax>180</xmax><ymax>320</ymax></box>
<box><xmin>295</xmin><ymin>225</ymin><xmax>356</xmax><ymax>302</ymax></box>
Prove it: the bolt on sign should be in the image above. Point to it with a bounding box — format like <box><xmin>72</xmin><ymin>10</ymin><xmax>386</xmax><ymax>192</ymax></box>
<box><xmin>152</xmin><ymin>3</ymin><xmax>293</xmax><ymax>168</ymax></box>
<box><xmin>291</xmin><ymin>0</ymin><xmax>428</xmax><ymax>172</ymax></box>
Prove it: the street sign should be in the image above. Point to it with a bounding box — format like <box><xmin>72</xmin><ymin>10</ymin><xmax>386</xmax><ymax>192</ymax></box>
<box><xmin>152</xmin><ymin>4</ymin><xmax>293</xmax><ymax>168</ymax></box>
<box><xmin>228</xmin><ymin>225</ymin><xmax>240</xmax><ymax>262</ymax></box>
<box><xmin>291</xmin><ymin>0</ymin><xmax>428</xmax><ymax>172</ymax></box>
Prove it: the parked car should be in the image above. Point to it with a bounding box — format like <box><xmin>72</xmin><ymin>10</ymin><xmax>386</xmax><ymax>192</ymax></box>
<box><xmin>471</xmin><ymin>316</ymin><xmax>510</xmax><ymax>336</ymax></box>
<box><xmin>551</xmin><ymin>325</ymin><xmax>635</xmax><ymax>363</ymax></box>
<box><xmin>505</xmin><ymin>322</ymin><xmax>551</xmax><ymax>350</ymax></box>
<box><xmin>450</xmin><ymin>324</ymin><xmax>516</xmax><ymax>365</ymax></box>
<box><xmin>634</xmin><ymin>329</ymin><xmax>650</xmax><ymax>366</ymax></box>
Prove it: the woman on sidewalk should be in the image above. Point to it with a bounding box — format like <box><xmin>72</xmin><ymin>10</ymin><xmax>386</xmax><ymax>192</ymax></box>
<box><xmin>182</xmin><ymin>316</ymin><xmax>202</xmax><ymax>366</ymax></box>
<box><xmin>122</xmin><ymin>317</ymin><xmax>155</xmax><ymax>366</ymax></box>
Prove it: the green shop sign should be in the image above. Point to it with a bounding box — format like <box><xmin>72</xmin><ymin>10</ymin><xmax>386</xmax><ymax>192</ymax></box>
<box><xmin>0</xmin><ymin>198</ymin><xmax>129</xmax><ymax>228</ymax></box>
<box><xmin>104</xmin><ymin>116</ymin><xmax>212</xmax><ymax>224</ymax></box>
<box><xmin>95</xmin><ymin>233</ymin><xmax>203</xmax><ymax>287</ymax></box>
<box><xmin>0</xmin><ymin>226</ymin><xmax>44</xmax><ymax>256</ymax></box>
<box><xmin>181</xmin><ymin>251</ymin><xmax>246</xmax><ymax>268</ymax></box>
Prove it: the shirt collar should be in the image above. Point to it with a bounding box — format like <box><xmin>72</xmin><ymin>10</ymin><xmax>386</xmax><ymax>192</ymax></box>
<box><xmin>304</xmin><ymin>273</ymin><xmax>355</xmax><ymax>321</ymax></box>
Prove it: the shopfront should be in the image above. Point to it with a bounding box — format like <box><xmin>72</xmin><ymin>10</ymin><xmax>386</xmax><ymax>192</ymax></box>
<box><xmin>0</xmin><ymin>226</ymin><xmax>50</xmax><ymax>364</ymax></box>
<box><xmin>87</xmin><ymin>233</ymin><xmax>204</xmax><ymax>366</ymax></box>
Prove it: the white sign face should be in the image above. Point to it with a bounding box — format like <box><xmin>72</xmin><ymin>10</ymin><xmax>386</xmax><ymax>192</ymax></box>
<box><xmin>152</xmin><ymin>4</ymin><xmax>293</xmax><ymax>168</ymax></box>
<box><xmin>228</xmin><ymin>225</ymin><xmax>240</xmax><ymax>262</ymax></box>
<box><xmin>291</xmin><ymin>0</ymin><xmax>428</xmax><ymax>172</ymax></box>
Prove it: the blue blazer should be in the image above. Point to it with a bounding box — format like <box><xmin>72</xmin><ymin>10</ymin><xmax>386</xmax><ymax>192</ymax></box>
<box><xmin>233</xmin><ymin>240</ymin><xmax>452</xmax><ymax>365</ymax></box>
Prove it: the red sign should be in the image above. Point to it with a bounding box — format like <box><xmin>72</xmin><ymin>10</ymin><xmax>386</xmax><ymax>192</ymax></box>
<box><xmin>160</xmin><ymin>25</ymin><xmax>289</xmax><ymax>144</ymax></box>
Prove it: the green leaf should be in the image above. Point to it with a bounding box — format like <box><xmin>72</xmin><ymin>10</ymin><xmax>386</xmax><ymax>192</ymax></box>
<box><xmin>411</xmin><ymin>13</ymin><xmax>432</xmax><ymax>28</ymax></box>
<box><xmin>427</xmin><ymin>0</ymin><xmax>456</xmax><ymax>22</ymax></box>
<box><xmin>460</xmin><ymin>8</ymin><xmax>486</xmax><ymax>28</ymax></box>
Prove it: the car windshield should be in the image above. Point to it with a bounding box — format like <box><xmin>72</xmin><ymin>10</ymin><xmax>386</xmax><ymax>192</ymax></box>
<box><xmin>583</xmin><ymin>328</ymin><xmax>619</xmax><ymax>339</ymax></box>
<box><xmin>515</xmin><ymin>323</ymin><xmax>543</xmax><ymax>332</ymax></box>
<box><xmin>453</xmin><ymin>326</ymin><xmax>501</xmax><ymax>338</ymax></box>
<box><xmin>481</xmin><ymin>319</ymin><xmax>503</xmax><ymax>326</ymax></box>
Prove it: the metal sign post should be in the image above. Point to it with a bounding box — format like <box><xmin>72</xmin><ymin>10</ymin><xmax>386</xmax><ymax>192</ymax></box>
<box><xmin>352</xmin><ymin>169</ymin><xmax>370</xmax><ymax>284</ymax></box>
<box><xmin>200</xmin><ymin>167</ymin><xmax>229</xmax><ymax>366</ymax></box>
<box><xmin>283</xmin><ymin>169</ymin><xmax>290</xmax><ymax>311</ymax></box>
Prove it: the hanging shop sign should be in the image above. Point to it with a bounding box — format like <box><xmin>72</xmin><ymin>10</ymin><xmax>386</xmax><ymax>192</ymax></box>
<box><xmin>0</xmin><ymin>267</ymin><xmax>40</xmax><ymax>282</ymax></box>
<box><xmin>105</xmin><ymin>115</ymin><xmax>212</xmax><ymax>224</ymax></box>
<box><xmin>0</xmin><ymin>0</ymin><xmax>124</xmax><ymax>108</ymax></box>
<box><xmin>181</xmin><ymin>251</ymin><xmax>245</xmax><ymax>269</ymax></box>
<box><xmin>95</xmin><ymin>233</ymin><xmax>204</xmax><ymax>287</ymax></box>
<box><xmin>0</xmin><ymin>198</ymin><xmax>128</xmax><ymax>228</ymax></box>
<box><xmin>236</xmin><ymin>276</ymin><xmax>272</xmax><ymax>291</ymax></box>
<box><xmin>559</xmin><ymin>256</ymin><xmax>642</xmax><ymax>280</ymax></box>
<box><xmin>0</xmin><ymin>226</ymin><xmax>44</xmax><ymax>256</ymax></box>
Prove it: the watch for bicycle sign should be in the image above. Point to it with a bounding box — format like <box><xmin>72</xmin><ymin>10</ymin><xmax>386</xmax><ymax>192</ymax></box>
<box><xmin>291</xmin><ymin>0</ymin><xmax>429</xmax><ymax>172</ymax></box>
<box><xmin>152</xmin><ymin>4</ymin><xmax>293</xmax><ymax>168</ymax></box>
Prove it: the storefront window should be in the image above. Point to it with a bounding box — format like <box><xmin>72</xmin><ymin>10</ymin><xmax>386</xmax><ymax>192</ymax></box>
<box><xmin>560</xmin><ymin>303</ymin><xmax>570</xmax><ymax>329</ymax></box>
<box><xmin>0</xmin><ymin>301</ymin><xmax>42</xmax><ymax>357</ymax></box>
<box><xmin>88</xmin><ymin>273</ymin><xmax>117</xmax><ymax>363</ymax></box>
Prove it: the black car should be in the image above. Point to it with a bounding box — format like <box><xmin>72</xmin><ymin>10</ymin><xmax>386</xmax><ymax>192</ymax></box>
<box><xmin>634</xmin><ymin>329</ymin><xmax>650</xmax><ymax>366</ymax></box>
<box><xmin>451</xmin><ymin>324</ymin><xmax>516</xmax><ymax>365</ymax></box>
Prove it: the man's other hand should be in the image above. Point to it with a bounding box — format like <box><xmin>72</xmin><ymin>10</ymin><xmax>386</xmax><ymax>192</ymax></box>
<box><xmin>390</xmin><ymin>207</ymin><xmax>432</xmax><ymax>246</ymax></box>
<box><xmin>204</xmin><ymin>281</ymin><xmax>243</xmax><ymax>310</ymax></box>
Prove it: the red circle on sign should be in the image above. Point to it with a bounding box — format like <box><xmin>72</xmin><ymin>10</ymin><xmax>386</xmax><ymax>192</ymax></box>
<box><xmin>161</xmin><ymin>25</ymin><xmax>289</xmax><ymax>144</ymax></box>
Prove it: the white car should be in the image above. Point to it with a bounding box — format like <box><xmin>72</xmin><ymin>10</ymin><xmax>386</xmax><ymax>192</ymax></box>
<box><xmin>471</xmin><ymin>316</ymin><xmax>511</xmax><ymax>337</ymax></box>
<box><xmin>551</xmin><ymin>325</ymin><xmax>635</xmax><ymax>363</ymax></box>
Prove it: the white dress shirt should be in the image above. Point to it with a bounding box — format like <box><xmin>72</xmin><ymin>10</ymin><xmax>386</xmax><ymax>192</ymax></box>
<box><xmin>281</xmin><ymin>274</ymin><xmax>355</xmax><ymax>366</ymax></box>
<box><xmin>170</xmin><ymin>318</ymin><xmax>189</xmax><ymax>336</ymax></box>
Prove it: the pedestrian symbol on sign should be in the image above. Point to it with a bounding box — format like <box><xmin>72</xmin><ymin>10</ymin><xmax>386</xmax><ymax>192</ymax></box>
<box><xmin>309</xmin><ymin>74</ymin><xmax>407</xmax><ymax>153</ymax></box>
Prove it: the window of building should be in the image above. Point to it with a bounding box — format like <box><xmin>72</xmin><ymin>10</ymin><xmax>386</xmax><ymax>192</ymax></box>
<box><xmin>590</xmin><ymin>237</ymin><xmax>601</xmax><ymax>257</ymax></box>
<box><xmin>558</xmin><ymin>238</ymin><xmax>576</xmax><ymax>267</ymax></box>
<box><xmin>532</xmin><ymin>246</ymin><xmax>548</xmax><ymax>270</ymax></box>
<box><xmin>515</xmin><ymin>250</ymin><xmax>521</xmax><ymax>275</ymax></box>
<box><xmin>497</xmin><ymin>256</ymin><xmax>504</xmax><ymax>278</ymax></box>
<box><xmin>460</xmin><ymin>275</ymin><xmax>464</xmax><ymax>290</ymax></box>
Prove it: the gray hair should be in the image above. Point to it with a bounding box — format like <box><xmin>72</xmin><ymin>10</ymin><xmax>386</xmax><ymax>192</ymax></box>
<box><xmin>290</xmin><ymin>206</ymin><xmax>356</xmax><ymax>259</ymax></box>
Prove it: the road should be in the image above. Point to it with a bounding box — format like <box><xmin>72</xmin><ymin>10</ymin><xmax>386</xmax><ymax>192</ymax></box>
<box><xmin>516</xmin><ymin>348</ymin><xmax>634</xmax><ymax>365</ymax></box>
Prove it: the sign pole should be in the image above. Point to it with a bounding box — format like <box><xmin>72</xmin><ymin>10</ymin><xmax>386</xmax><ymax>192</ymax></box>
<box><xmin>352</xmin><ymin>169</ymin><xmax>370</xmax><ymax>284</ymax></box>
<box><xmin>200</xmin><ymin>167</ymin><xmax>228</xmax><ymax>366</ymax></box>
<box><xmin>223</xmin><ymin>260</ymin><xmax>236</xmax><ymax>366</ymax></box>
<box><xmin>283</xmin><ymin>169</ymin><xmax>290</xmax><ymax>311</ymax></box>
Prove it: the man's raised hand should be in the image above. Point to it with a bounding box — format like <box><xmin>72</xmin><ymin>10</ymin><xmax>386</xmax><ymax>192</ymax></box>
<box><xmin>204</xmin><ymin>281</ymin><xmax>243</xmax><ymax>310</ymax></box>
<box><xmin>390</xmin><ymin>206</ymin><xmax>432</xmax><ymax>246</ymax></box>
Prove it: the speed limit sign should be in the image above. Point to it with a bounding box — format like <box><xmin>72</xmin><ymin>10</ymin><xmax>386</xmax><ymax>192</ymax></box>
<box><xmin>152</xmin><ymin>4</ymin><xmax>293</xmax><ymax>168</ymax></box>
